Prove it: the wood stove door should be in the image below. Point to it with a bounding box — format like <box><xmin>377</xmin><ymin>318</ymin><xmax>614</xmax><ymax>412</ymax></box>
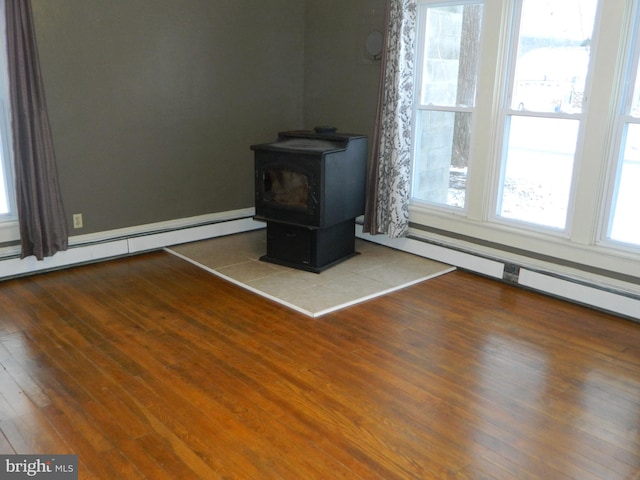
<box><xmin>254</xmin><ymin>152</ymin><xmax>320</xmax><ymax>227</ymax></box>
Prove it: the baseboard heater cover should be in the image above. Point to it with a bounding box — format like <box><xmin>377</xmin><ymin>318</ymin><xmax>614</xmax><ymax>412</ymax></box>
<box><xmin>0</xmin><ymin>213</ymin><xmax>264</xmax><ymax>281</ymax></box>
<box><xmin>356</xmin><ymin>226</ymin><xmax>640</xmax><ymax>321</ymax></box>
<box><xmin>518</xmin><ymin>269</ymin><xmax>640</xmax><ymax>320</ymax></box>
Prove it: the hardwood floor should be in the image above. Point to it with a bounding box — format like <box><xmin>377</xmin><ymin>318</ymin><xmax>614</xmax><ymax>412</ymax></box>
<box><xmin>0</xmin><ymin>250</ymin><xmax>638</xmax><ymax>479</ymax></box>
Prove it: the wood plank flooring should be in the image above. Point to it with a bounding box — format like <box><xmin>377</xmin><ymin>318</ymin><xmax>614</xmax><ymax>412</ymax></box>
<box><xmin>0</xmin><ymin>250</ymin><xmax>638</xmax><ymax>479</ymax></box>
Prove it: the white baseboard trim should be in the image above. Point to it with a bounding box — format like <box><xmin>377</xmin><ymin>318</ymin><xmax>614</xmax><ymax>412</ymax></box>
<box><xmin>0</xmin><ymin>239</ymin><xmax>130</xmax><ymax>280</ymax></box>
<box><xmin>127</xmin><ymin>216</ymin><xmax>262</xmax><ymax>253</ymax></box>
<box><xmin>2</xmin><ymin>211</ymin><xmax>638</xmax><ymax>320</ymax></box>
<box><xmin>518</xmin><ymin>269</ymin><xmax>640</xmax><ymax>320</ymax></box>
<box><xmin>356</xmin><ymin>225</ymin><xmax>640</xmax><ymax>321</ymax></box>
<box><xmin>0</xmin><ymin>209</ymin><xmax>264</xmax><ymax>281</ymax></box>
<box><xmin>356</xmin><ymin>225</ymin><xmax>505</xmax><ymax>279</ymax></box>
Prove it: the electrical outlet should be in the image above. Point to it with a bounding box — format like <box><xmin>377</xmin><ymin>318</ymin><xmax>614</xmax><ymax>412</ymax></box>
<box><xmin>72</xmin><ymin>213</ymin><xmax>83</xmax><ymax>229</ymax></box>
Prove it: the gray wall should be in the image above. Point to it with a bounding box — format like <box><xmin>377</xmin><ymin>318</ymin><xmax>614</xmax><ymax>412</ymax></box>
<box><xmin>32</xmin><ymin>1</ymin><xmax>382</xmax><ymax>237</ymax></box>
<box><xmin>33</xmin><ymin>0</ymin><xmax>305</xmax><ymax>234</ymax></box>
<box><xmin>303</xmin><ymin>0</ymin><xmax>384</xmax><ymax>141</ymax></box>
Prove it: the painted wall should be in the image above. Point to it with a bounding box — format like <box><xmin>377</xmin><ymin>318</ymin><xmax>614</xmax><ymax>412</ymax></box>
<box><xmin>303</xmin><ymin>0</ymin><xmax>385</xmax><ymax>141</ymax></box>
<box><xmin>32</xmin><ymin>0</ymin><xmax>305</xmax><ymax>235</ymax></box>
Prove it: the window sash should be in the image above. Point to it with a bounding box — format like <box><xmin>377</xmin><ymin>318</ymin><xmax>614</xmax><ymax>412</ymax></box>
<box><xmin>0</xmin><ymin>2</ymin><xmax>19</xmax><ymax>246</ymax></box>
<box><xmin>408</xmin><ymin>0</ymin><xmax>640</xmax><ymax>287</ymax></box>
<box><xmin>411</xmin><ymin>0</ymin><xmax>484</xmax><ymax>211</ymax></box>
<box><xmin>601</xmin><ymin>3</ymin><xmax>640</xmax><ymax>248</ymax></box>
<box><xmin>0</xmin><ymin>1</ymin><xmax>16</xmax><ymax>224</ymax></box>
<box><xmin>492</xmin><ymin>0</ymin><xmax>599</xmax><ymax>232</ymax></box>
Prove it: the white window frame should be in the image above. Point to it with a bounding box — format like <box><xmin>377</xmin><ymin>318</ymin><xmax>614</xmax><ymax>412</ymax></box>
<box><xmin>0</xmin><ymin>0</ymin><xmax>18</xmax><ymax>245</ymax></box>
<box><xmin>599</xmin><ymin>0</ymin><xmax>640</xmax><ymax>251</ymax></box>
<box><xmin>411</xmin><ymin>0</ymin><xmax>485</xmax><ymax>214</ymax></box>
<box><xmin>490</xmin><ymin>0</ymin><xmax>600</xmax><ymax>236</ymax></box>
<box><xmin>408</xmin><ymin>0</ymin><xmax>640</xmax><ymax>285</ymax></box>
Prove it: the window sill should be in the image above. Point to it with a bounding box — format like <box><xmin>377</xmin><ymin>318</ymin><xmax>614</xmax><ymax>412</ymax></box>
<box><xmin>0</xmin><ymin>219</ymin><xmax>19</xmax><ymax>244</ymax></box>
<box><xmin>409</xmin><ymin>204</ymin><xmax>640</xmax><ymax>287</ymax></box>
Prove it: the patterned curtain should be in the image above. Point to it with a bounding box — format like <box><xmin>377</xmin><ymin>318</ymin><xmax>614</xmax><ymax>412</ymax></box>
<box><xmin>363</xmin><ymin>0</ymin><xmax>417</xmax><ymax>238</ymax></box>
<box><xmin>5</xmin><ymin>0</ymin><xmax>68</xmax><ymax>260</ymax></box>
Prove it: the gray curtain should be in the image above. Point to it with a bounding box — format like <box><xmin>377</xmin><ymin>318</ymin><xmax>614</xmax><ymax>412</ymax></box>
<box><xmin>363</xmin><ymin>0</ymin><xmax>417</xmax><ymax>238</ymax></box>
<box><xmin>6</xmin><ymin>0</ymin><xmax>68</xmax><ymax>259</ymax></box>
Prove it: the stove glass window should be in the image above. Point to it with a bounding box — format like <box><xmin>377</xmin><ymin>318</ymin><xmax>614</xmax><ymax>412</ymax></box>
<box><xmin>264</xmin><ymin>168</ymin><xmax>309</xmax><ymax>209</ymax></box>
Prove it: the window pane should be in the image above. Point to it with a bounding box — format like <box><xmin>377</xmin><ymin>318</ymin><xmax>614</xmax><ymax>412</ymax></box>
<box><xmin>412</xmin><ymin>2</ymin><xmax>483</xmax><ymax>210</ymax></box>
<box><xmin>420</xmin><ymin>4</ymin><xmax>483</xmax><ymax>107</ymax></box>
<box><xmin>630</xmin><ymin>60</ymin><xmax>640</xmax><ymax>117</ymax></box>
<box><xmin>0</xmin><ymin>13</ymin><xmax>13</xmax><ymax>219</ymax></box>
<box><xmin>264</xmin><ymin>168</ymin><xmax>309</xmax><ymax>209</ymax></box>
<box><xmin>0</xmin><ymin>156</ymin><xmax>8</xmax><ymax>214</ymax></box>
<box><xmin>413</xmin><ymin>110</ymin><xmax>470</xmax><ymax>208</ymax></box>
<box><xmin>0</xmin><ymin>108</ymin><xmax>10</xmax><ymax>216</ymax></box>
<box><xmin>498</xmin><ymin>117</ymin><xmax>578</xmax><ymax>229</ymax></box>
<box><xmin>511</xmin><ymin>0</ymin><xmax>597</xmax><ymax>113</ymax></box>
<box><xmin>609</xmin><ymin>124</ymin><xmax>640</xmax><ymax>245</ymax></box>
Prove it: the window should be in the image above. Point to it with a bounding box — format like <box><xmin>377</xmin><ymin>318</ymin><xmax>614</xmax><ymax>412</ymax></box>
<box><xmin>0</xmin><ymin>92</ymin><xmax>15</xmax><ymax>220</ymax></box>
<box><xmin>408</xmin><ymin>0</ymin><xmax>640</xmax><ymax>283</ymax></box>
<box><xmin>495</xmin><ymin>0</ymin><xmax>598</xmax><ymax>230</ymax></box>
<box><xmin>603</xmin><ymin>4</ymin><xmax>640</xmax><ymax>247</ymax></box>
<box><xmin>411</xmin><ymin>1</ymin><xmax>484</xmax><ymax>210</ymax></box>
<box><xmin>0</xmin><ymin>4</ymin><xmax>16</xmax><ymax>228</ymax></box>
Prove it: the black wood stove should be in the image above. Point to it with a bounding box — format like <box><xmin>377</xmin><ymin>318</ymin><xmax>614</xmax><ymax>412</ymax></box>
<box><xmin>251</xmin><ymin>127</ymin><xmax>367</xmax><ymax>272</ymax></box>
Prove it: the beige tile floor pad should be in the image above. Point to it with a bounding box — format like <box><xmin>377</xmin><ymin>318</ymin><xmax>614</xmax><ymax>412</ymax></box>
<box><xmin>166</xmin><ymin>229</ymin><xmax>455</xmax><ymax>317</ymax></box>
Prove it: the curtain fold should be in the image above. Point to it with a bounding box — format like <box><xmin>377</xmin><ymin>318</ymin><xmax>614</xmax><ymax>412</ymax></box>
<box><xmin>6</xmin><ymin>0</ymin><xmax>68</xmax><ymax>260</ymax></box>
<box><xmin>363</xmin><ymin>0</ymin><xmax>417</xmax><ymax>238</ymax></box>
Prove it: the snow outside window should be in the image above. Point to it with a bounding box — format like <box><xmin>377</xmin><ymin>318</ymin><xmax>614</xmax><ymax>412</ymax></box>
<box><xmin>495</xmin><ymin>0</ymin><xmax>599</xmax><ymax>230</ymax></box>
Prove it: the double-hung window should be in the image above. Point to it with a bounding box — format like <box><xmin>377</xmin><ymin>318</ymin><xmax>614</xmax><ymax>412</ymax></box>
<box><xmin>410</xmin><ymin>0</ymin><xmax>601</xmax><ymax>226</ymax></box>
<box><xmin>603</xmin><ymin>1</ymin><xmax>640</xmax><ymax>248</ymax></box>
<box><xmin>495</xmin><ymin>0</ymin><xmax>599</xmax><ymax>231</ymax></box>
<box><xmin>408</xmin><ymin>0</ymin><xmax>640</xmax><ymax>289</ymax></box>
<box><xmin>411</xmin><ymin>1</ymin><xmax>484</xmax><ymax>210</ymax></box>
<box><xmin>0</xmin><ymin>78</ymin><xmax>15</xmax><ymax>221</ymax></box>
<box><xmin>0</xmin><ymin>3</ymin><xmax>17</xmax><ymax>237</ymax></box>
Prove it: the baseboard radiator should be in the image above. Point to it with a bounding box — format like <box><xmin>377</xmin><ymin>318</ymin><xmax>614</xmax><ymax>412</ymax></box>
<box><xmin>0</xmin><ymin>209</ymin><xmax>263</xmax><ymax>282</ymax></box>
<box><xmin>355</xmin><ymin>225</ymin><xmax>640</xmax><ymax>322</ymax></box>
<box><xmin>0</xmin><ymin>209</ymin><xmax>637</xmax><ymax>321</ymax></box>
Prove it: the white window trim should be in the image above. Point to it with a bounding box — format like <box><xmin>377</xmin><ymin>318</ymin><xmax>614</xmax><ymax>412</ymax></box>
<box><xmin>409</xmin><ymin>0</ymin><xmax>640</xmax><ymax>287</ymax></box>
<box><xmin>0</xmin><ymin>0</ymin><xmax>18</xmax><ymax>243</ymax></box>
<box><xmin>489</xmin><ymin>0</ymin><xmax>602</xmax><ymax>238</ymax></box>
<box><xmin>597</xmin><ymin>0</ymin><xmax>640</xmax><ymax>251</ymax></box>
<box><xmin>411</xmin><ymin>0</ymin><xmax>486</xmax><ymax>215</ymax></box>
